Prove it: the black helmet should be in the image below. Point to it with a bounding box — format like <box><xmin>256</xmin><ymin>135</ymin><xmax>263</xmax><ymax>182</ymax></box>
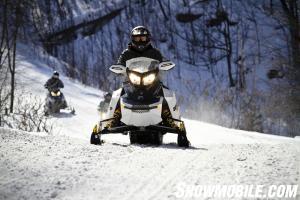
<box><xmin>131</xmin><ymin>26</ymin><xmax>151</xmax><ymax>51</ymax></box>
<box><xmin>53</xmin><ymin>71</ymin><xmax>59</xmax><ymax>78</ymax></box>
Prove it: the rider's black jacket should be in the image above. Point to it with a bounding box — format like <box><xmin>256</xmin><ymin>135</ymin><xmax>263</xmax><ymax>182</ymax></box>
<box><xmin>44</xmin><ymin>77</ymin><xmax>64</xmax><ymax>91</ymax></box>
<box><xmin>117</xmin><ymin>43</ymin><xmax>164</xmax><ymax>66</ymax></box>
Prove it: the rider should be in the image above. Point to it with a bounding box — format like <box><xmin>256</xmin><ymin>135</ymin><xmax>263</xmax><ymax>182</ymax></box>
<box><xmin>92</xmin><ymin>26</ymin><xmax>190</xmax><ymax>146</ymax></box>
<box><xmin>44</xmin><ymin>71</ymin><xmax>67</xmax><ymax>109</ymax></box>
<box><xmin>98</xmin><ymin>92</ymin><xmax>112</xmax><ymax>113</ymax></box>
<box><xmin>101</xmin><ymin>26</ymin><xmax>164</xmax><ymax>115</ymax></box>
<box><xmin>45</xmin><ymin>71</ymin><xmax>64</xmax><ymax>90</ymax></box>
<box><xmin>117</xmin><ymin>26</ymin><xmax>164</xmax><ymax>65</ymax></box>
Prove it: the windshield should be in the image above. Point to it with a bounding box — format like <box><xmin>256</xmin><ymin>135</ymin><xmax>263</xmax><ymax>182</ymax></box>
<box><xmin>126</xmin><ymin>57</ymin><xmax>159</xmax><ymax>73</ymax></box>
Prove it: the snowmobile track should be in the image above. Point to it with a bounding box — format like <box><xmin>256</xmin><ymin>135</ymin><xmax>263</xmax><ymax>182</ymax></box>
<box><xmin>145</xmin><ymin>151</ymin><xmax>203</xmax><ymax>200</ymax></box>
<box><xmin>123</xmin><ymin>149</ymin><xmax>202</xmax><ymax>200</ymax></box>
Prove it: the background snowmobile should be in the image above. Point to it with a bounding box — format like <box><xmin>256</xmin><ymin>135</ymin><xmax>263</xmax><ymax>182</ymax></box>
<box><xmin>97</xmin><ymin>92</ymin><xmax>112</xmax><ymax>119</ymax></box>
<box><xmin>44</xmin><ymin>88</ymin><xmax>74</xmax><ymax>116</ymax></box>
<box><xmin>91</xmin><ymin>57</ymin><xmax>190</xmax><ymax>147</ymax></box>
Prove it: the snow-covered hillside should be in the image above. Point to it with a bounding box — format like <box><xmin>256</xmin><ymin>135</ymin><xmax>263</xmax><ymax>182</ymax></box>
<box><xmin>0</xmin><ymin>46</ymin><xmax>299</xmax><ymax>200</ymax></box>
<box><xmin>15</xmin><ymin>44</ymin><xmax>102</xmax><ymax>140</ymax></box>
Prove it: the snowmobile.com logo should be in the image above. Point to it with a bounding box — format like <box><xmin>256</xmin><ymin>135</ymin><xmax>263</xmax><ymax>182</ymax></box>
<box><xmin>174</xmin><ymin>182</ymin><xmax>298</xmax><ymax>199</ymax></box>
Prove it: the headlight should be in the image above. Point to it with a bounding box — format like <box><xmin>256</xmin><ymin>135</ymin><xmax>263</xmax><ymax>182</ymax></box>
<box><xmin>51</xmin><ymin>91</ymin><xmax>61</xmax><ymax>97</ymax></box>
<box><xmin>129</xmin><ymin>73</ymin><xmax>141</xmax><ymax>85</ymax></box>
<box><xmin>143</xmin><ymin>73</ymin><xmax>156</xmax><ymax>86</ymax></box>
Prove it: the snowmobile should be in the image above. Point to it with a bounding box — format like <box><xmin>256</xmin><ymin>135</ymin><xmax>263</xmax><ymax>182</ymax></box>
<box><xmin>97</xmin><ymin>92</ymin><xmax>112</xmax><ymax>119</ymax></box>
<box><xmin>44</xmin><ymin>88</ymin><xmax>74</xmax><ymax>115</ymax></box>
<box><xmin>91</xmin><ymin>57</ymin><xmax>190</xmax><ymax>147</ymax></box>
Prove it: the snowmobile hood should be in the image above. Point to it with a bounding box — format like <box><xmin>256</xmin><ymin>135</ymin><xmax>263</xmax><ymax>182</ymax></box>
<box><xmin>126</xmin><ymin>57</ymin><xmax>159</xmax><ymax>73</ymax></box>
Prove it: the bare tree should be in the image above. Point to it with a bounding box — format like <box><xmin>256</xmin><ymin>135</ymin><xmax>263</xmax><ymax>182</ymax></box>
<box><xmin>205</xmin><ymin>0</ymin><xmax>239</xmax><ymax>87</ymax></box>
<box><xmin>0</xmin><ymin>0</ymin><xmax>29</xmax><ymax>113</ymax></box>
<box><xmin>5</xmin><ymin>93</ymin><xmax>53</xmax><ymax>133</ymax></box>
<box><xmin>259</xmin><ymin>0</ymin><xmax>300</xmax><ymax>136</ymax></box>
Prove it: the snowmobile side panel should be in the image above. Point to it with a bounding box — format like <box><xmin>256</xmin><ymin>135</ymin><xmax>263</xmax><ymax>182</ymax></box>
<box><xmin>162</xmin><ymin>88</ymin><xmax>180</xmax><ymax>120</ymax></box>
<box><xmin>106</xmin><ymin>88</ymin><xmax>122</xmax><ymax>119</ymax></box>
<box><xmin>99</xmin><ymin>89</ymin><xmax>122</xmax><ymax>128</ymax></box>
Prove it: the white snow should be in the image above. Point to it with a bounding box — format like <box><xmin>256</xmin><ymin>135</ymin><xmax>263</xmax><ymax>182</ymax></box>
<box><xmin>0</xmin><ymin>45</ymin><xmax>299</xmax><ymax>199</ymax></box>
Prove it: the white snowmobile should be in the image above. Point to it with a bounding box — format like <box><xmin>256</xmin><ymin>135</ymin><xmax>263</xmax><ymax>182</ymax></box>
<box><xmin>91</xmin><ymin>57</ymin><xmax>190</xmax><ymax>147</ymax></box>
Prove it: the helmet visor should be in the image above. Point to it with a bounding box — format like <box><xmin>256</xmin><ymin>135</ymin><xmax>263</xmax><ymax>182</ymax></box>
<box><xmin>132</xmin><ymin>35</ymin><xmax>148</xmax><ymax>42</ymax></box>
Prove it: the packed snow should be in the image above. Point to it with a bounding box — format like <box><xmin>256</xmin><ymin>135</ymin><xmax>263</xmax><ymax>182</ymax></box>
<box><xmin>0</xmin><ymin>46</ymin><xmax>299</xmax><ymax>200</ymax></box>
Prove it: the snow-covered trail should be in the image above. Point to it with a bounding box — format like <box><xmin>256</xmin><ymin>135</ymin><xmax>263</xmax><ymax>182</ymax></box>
<box><xmin>0</xmin><ymin>46</ymin><xmax>299</xmax><ymax>200</ymax></box>
<box><xmin>0</xmin><ymin>128</ymin><xmax>299</xmax><ymax>200</ymax></box>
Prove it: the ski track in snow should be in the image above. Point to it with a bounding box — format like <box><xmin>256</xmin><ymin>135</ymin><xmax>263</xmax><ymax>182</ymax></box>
<box><xmin>0</xmin><ymin>46</ymin><xmax>299</xmax><ymax>200</ymax></box>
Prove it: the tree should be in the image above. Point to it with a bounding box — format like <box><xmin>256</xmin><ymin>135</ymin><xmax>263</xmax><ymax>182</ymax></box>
<box><xmin>0</xmin><ymin>0</ymin><xmax>36</xmax><ymax>113</ymax></box>
<box><xmin>261</xmin><ymin>0</ymin><xmax>300</xmax><ymax>135</ymax></box>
